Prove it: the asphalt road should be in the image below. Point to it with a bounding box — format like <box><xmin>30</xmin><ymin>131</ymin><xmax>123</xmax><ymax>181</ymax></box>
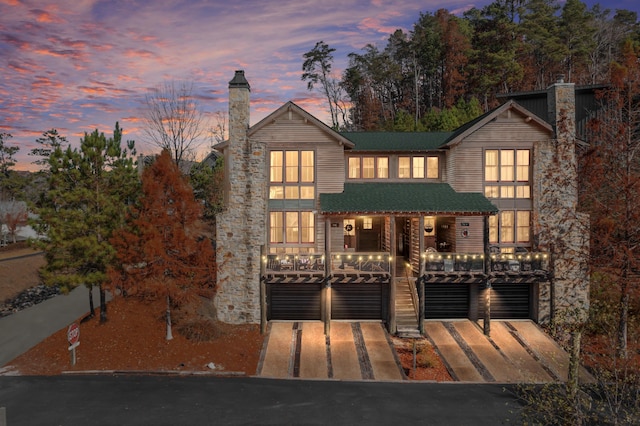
<box><xmin>0</xmin><ymin>375</ymin><xmax>523</xmax><ymax>425</ymax></box>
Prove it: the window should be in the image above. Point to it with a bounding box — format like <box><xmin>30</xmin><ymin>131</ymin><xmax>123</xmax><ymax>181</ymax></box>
<box><xmin>484</xmin><ymin>149</ymin><xmax>530</xmax><ymax>199</ymax></box>
<box><xmin>489</xmin><ymin>210</ymin><xmax>531</xmax><ymax>248</ymax></box>
<box><xmin>348</xmin><ymin>157</ymin><xmax>360</xmax><ymax>179</ymax></box>
<box><xmin>413</xmin><ymin>157</ymin><xmax>425</xmax><ymax>178</ymax></box>
<box><xmin>270</xmin><ymin>211</ymin><xmax>315</xmax><ymax>244</ymax></box>
<box><xmin>398</xmin><ymin>157</ymin><xmax>411</xmax><ymax>178</ymax></box>
<box><xmin>363</xmin><ymin>217</ymin><xmax>373</xmax><ymax>230</ymax></box>
<box><xmin>500</xmin><ymin>211</ymin><xmax>514</xmax><ymax>243</ymax></box>
<box><xmin>377</xmin><ymin>157</ymin><xmax>389</xmax><ymax>178</ymax></box>
<box><xmin>270</xmin><ymin>150</ymin><xmax>315</xmax><ymax>199</ymax></box>
<box><xmin>348</xmin><ymin>156</ymin><xmax>389</xmax><ymax>179</ymax></box>
<box><xmin>362</xmin><ymin>157</ymin><xmax>375</xmax><ymax>178</ymax></box>
<box><xmin>270</xmin><ymin>212</ymin><xmax>284</xmax><ymax>243</ymax></box>
<box><xmin>399</xmin><ymin>156</ymin><xmax>439</xmax><ymax>179</ymax></box>
<box><xmin>489</xmin><ymin>215</ymin><xmax>498</xmax><ymax>244</ymax></box>
<box><xmin>427</xmin><ymin>157</ymin><xmax>439</xmax><ymax>179</ymax></box>
<box><xmin>517</xmin><ymin>211</ymin><xmax>530</xmax><ymax>243</ymax></box>
<box><xmin>270</xmin><ymin>151</ymin><xmax>283</xmax><ymax>182</ymax></box>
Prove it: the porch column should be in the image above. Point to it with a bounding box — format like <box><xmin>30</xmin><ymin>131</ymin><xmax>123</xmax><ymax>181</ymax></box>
<box><xmin>418</xmin><ymin>215</ymin><xmax>425</xmax><ymax>334</ymax></box>
<box><xmin>324</xmin><ymin>216</ymin><xmax>332</xmax><ymax>336</ymax></box>
<box><xmin>260</xmin><ymin>245</ymin><xmax>267</xmax><ymax>334</ymax></box>
<box><xmin>389</xmin><ymin>215</ymin><xmax>397</xmax><ymax>333</ymax></box>
<box><xmin>483</xmin><ymin>215</ymin><xmax>491</xmax><ymax>337</ymax></box>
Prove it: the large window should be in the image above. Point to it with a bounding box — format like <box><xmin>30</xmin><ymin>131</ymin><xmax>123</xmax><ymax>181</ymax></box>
<box><xmin>270</xmin><ymin>211</ymin><xmax>315</xmax><ymax>244</ymax></box>
<box><xmin>484</xmin><ymin>149</ymin><xmax>530</xmax><ymax>199</ymax></box>
<box><xmin>348</xmin><ymin>156</ymin><xmax>389</xmax><ymax>179</ymax></box>
<box><xmin>398</xmin><ymin>156</ymin><xmax>439</xmax><ymax>179</ymax></box>
<box><xmin>270</xmin><ymin>150</ymin><xmax>315</xmax><ymax>199</ymax></box>
<box><xmin>489</xmin><ymin>210</ymin><xmax>531</xmax><ymax>249</ymax></box>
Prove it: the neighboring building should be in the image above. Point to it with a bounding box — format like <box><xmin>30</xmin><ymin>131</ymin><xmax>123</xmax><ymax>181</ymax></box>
<box><xmin>214</xmin><ymin>70</ymin><xmax>589</xmax><ymax>334</ymax></box>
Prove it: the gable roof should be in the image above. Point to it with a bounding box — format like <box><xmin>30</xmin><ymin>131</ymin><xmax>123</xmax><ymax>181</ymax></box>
<box><xmin>248</xmin><ymin>101</ymin><xmax>355</xmax><ymax>148</ymax></box>
<box><xmin>443</xmin><ymin>100</ymin><xmax>552</xmax><ymax>147</ymax></box>
<box><xmin>320</xmin><ymin>183</ymin><xmax>498</xmax><ymax>216</ymax></box>
<box><xmin>341</xmin><ymin>132</ymin><xmax>452</xmax><ymax>151</ymax></box>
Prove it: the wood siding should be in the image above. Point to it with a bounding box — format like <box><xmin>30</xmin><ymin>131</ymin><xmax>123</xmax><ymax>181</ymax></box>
<box><xmin>455</xmin><ymin>216</ymin><xmax>484</xmax><ymax>253</ymax></box>
<box><xmin>449</xmin><ymin>110</ymin><xmax>549</xmax><ymax>193</ymax></box>
<box><xmin>253</xmin><ymin>110</ymin><xmax>345</xmax><ymax>254</ymax></box>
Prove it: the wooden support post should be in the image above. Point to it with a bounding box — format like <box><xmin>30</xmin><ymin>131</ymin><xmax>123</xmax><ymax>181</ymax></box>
<box><xmin>483</xmin><ymin>215</ymin><xmax>491</xmax><ymax>337</ymax></box>
<box><xmin>389</xmin><ymin>215</ymin><xmax>397</xmax><ymax>334</ymax></box>
<box><xmin>324</xmin><ymin>217</ymin><xmax>332</xmax><ymax>336</ymax></box>
<box><xmin>418</xmin><ymin>215</ymin><xmax>425</xmax><ymax>334</ymax></box>
<box><xmin>260</xmin><ymin>245</ymin><xmax>267</xmax><ymax>335</ymax></box>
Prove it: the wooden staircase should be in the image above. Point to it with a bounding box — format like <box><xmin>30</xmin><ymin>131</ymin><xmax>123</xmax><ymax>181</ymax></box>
<box><xmin>395</xmin><ymin>277</ymin><xmax>421</xmax><ymax>337</ymax></box>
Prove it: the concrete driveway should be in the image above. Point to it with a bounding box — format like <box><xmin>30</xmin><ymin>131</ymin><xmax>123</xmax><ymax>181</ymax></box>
<box><xmin>257</xmin><ymin>319</ymin><xmax>593</xmax><ymax>384</ymax></box>
<box><xmin>257</xmin><ymin>321</ymin><xmax>405</xmax><ymax>381</ymax></box>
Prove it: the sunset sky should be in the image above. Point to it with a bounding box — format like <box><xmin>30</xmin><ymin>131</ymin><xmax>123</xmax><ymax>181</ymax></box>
<box><xmin>2</xmin><ymin>0</ymin><xmax>639</xmax><ymax>170</ymax></box>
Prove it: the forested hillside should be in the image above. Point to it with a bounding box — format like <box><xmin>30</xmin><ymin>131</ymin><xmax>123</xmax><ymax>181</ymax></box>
<box><xmin>304</xmin><ymin>0</ymin><xmax>640</xmax><ymax>131</ymax></box>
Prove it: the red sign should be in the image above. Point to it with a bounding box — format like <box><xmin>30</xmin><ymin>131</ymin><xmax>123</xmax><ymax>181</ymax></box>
<box><xmin>67</xmin><ymin>323</ymin><xmax>80</xmax><ymax>345</ymax></box>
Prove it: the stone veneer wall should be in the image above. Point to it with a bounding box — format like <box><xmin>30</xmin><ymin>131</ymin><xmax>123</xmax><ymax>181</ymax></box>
<box><xmin>215</xmin><ymin>72</ymin><xmax>266</xmax><ymax>324</ymax></box>
<box><xmin>533</xmin><ymin>82</ymin><xmax>590</xmax><ymax>324</ymax></box>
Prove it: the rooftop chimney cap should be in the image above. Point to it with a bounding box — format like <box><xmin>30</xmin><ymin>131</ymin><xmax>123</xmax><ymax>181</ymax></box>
<box><xmin>229</xmin><ymin>70</ymin><xmax>250</xmax><ymax>90</ymax></box>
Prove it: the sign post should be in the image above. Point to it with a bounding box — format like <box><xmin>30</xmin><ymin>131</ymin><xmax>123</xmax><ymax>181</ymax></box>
<box><xmin>67</xmin><ymin>323</ymin><xmax>80</xmax><ymax>366</ymax></box>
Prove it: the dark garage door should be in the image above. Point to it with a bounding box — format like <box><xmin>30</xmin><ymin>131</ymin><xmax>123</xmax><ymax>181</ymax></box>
<box><xmin>267</xmin><ymin>283</ymin><xmax>322</xmax><ymax>320</ymax></box>
<box><xmin>424</xmin><ymin>283</ymin><xmax>469</xmax><ymax>319</ymax></box>
<box><xmin>478</xmin><ymin>282</ymin><xmax>531</xmax><ymax>319</ymax></box>
<box><xmin>331</xmin><ymin>283</ymin><xmax>388</xmax><ymax>320</ymax></box>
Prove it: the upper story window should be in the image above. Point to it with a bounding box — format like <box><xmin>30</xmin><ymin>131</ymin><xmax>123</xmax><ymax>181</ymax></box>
<box><xmin>398</xmin><ymin>156</ymin><xmax>439</xmax><ymax>179</ymax></box>
<box><xmin>348</xmin><ymin>156</ymin><xmax>389</xmax><ymax>179</ymax></box>
<box><xmin>484</xmin><ymin>149</ymin><xmax>530</xmax><ymax>199</ymax></box>
<box><xmin>489</xmin><ymin>210</ymin><xmax>531</xmax><ymax>250</ymax></box>
<box><xmin>270</xmin><ymin>150</ymin><xmax>315</xmax><ymax>199</ymax></box>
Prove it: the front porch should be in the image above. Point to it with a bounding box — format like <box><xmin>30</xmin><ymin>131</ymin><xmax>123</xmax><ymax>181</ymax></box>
<box><xmin>261</xmin><ymin>247</ymin><xmax>550</xmax><ymax>336</ymax></box>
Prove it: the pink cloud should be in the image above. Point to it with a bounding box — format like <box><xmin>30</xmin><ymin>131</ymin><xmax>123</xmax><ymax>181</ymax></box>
<box><xmin>29</xmin><ymin>9</ymin><xmax>64</xmax><ymax>24</ymax></box>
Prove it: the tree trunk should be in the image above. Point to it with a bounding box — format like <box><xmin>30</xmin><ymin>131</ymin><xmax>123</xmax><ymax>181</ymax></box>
<box><xmin>617</xmin><ymin>288</ymin><xmax>629</xmax><ymax>359</ymax></box>
<box><xmin>166</xmin><ymin>295</ymin><xmax>173</xmax><ymax>340</ymax></box>
<box><xmin>88</xmin><ymin>288</ymin><xmax>95</xmax><ymax>319</ymax></box>
<box><xmin>99</xmin><ymin>285</ymin><xmax>107</xmax><ymax>324</ymax></box>
<box><xmin>567</xmin><ymin>330</ymin><xmax>581</xmax><ymax>399</ymax></box>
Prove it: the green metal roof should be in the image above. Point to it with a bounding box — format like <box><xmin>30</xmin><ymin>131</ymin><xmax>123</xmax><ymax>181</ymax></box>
<box><xmin>340</xmin><ymin>132</ymin><xmax>453</xmax><ymax>151</ymax></box>
<box><xmin>320</xmin><ymin>183</ymin><xmax>498</xmax><ymax>215</ymax></box>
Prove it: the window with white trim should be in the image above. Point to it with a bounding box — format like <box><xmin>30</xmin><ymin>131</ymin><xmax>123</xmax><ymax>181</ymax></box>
<box><xmin>270</xmin><ymin>211</ymin><xmax>315</xmax><ymax>244</ymax></box>
<box><xmin>269</xmin><ymin>150</ymin><xmax>315</xmax><ymax>199</ymax></box>
<box><xmin>348</xmin><ymin>156</ymin><xmax>389</xmax><ymax>179</ymax></box>
<box><xmin>484</xmin><ymin>149</ymin><xmax>530</xmax><ymax>199</ymax></box>
<box><xmin>488</xmin><ymin>210</ymin><xmax>531</xmax><ymax>249</ymax></box>
<box><xmin>398</xmin><ymin>156</ymin><xmax>439</xmax><ymax>179</ymax></box>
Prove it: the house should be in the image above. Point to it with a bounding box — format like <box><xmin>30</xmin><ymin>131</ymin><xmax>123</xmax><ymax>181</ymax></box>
<box><xmin>213</xmin><ymin>70</ymin><xmax>589</xmax><ymax>335</ymax></box>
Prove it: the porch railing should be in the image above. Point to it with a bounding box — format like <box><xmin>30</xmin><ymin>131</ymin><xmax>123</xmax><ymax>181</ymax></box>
<box><xmin>331</xmin><ymin>252</ymin><xmax>392</xmax><ymax>275</ymax></box>
<box><xmin>421</xmin><ymin>252</ymin><xmax>550</xmax><ymax>274</ymax></box>
<box><xmin>489</xmin><ymin>253</ymin><xmax>549</xmax><ymax>273</ymax></box>
<box><xmin>422</xmin><ymin>252</ymin><xmax>486</xmax><ymax>273</ymax></box>
<box><xmin>264</xmin><ymin>253</ymin><xmax>325</xmax><ymax>274</ymax></box>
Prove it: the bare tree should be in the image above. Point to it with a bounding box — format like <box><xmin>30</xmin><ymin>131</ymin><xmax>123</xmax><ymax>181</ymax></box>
<box><xmin>210</xmin><ymin>110</ymin><xmax>228</xmax><ymax>147</ymax></box>
<box><xmin>1</xmin><ymin>200</ymin><xmax>27</xmax><ymax>243</ymax></box>
<box><xmin>142</xmin><ymin>81</ymin><xmax>207</xmax><ymax>165</ymax></box>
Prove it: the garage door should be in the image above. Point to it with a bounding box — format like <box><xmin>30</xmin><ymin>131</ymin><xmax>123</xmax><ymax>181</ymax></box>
<box><xmin>267</xmin><ymin>283</ymin><xmax>322</xmax><ymax>320</ymax></box>
<box><xmin>424</xmin><ymin>283</ymin><xmax>469</xmax><ymax>319</ymax></box>
<box><xmin>478</xmin><ymin>282</ymin><xmax>531</xmax><ymax>319</ymax></box>
<box><xmin>331</xmin><ymin>283</ymin><xmax>388</xmax><ymax>320</ymax></box>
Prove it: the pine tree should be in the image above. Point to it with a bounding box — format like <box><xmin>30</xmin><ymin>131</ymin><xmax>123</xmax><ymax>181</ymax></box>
<box><xmin>109</xmin><ymin>150</ymin><xmax>216</xmax><ymax>340</ymax></box>
<box><xmin>33</xmin><ymin>124</ymin><xmax>138</xmax><ymax>322</ymax></box>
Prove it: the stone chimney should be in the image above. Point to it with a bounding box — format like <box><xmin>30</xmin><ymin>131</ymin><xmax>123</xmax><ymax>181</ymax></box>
<box><xmin>215</xmin><ymin>70</ymin><xmax>266</xmax><ymax>325</ymax></box>
<box><xmin>533</xmin><ymin>77</ymin><xmax>589</xmax><ymax>324</ymax></box>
